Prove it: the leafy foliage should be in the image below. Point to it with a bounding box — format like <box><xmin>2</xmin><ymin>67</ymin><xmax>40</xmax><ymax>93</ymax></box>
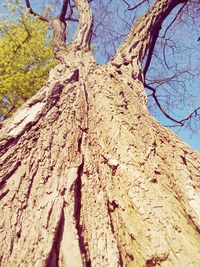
<box><xmin>0</xmin><ymin>5</ymin><xmax>56</xmax><ymax>119</ymax></box>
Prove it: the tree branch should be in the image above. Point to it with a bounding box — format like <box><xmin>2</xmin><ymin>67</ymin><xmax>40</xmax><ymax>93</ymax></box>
<box><xmin>65</xmin><ymin>1</ymin><xmax>79</xmax><ymax>22</ymax></box>
<box><xmin>25</xmin><ymin>0</ymin><xmax>49</xmax><ymax>22</ymax></box>
<box><xmin>123</xmin><ymin>0</ymin><xmax>149</xmax><ymax>11</ymax></box>
<box><xmin>73</xmin><ymin>0</ymin><xmax>93</xmax><ymax>50</ymax></box>
<box><xmin>143</xmin><ymin>0</ymin><xmax>187</xmax><ymax>78</ymax></box>
<box><xmin>143</xmin><ymin>1</ymin><xmax>188</xmax><ymax>78</ymax></box>
<box><xmin>143</xmin><ymin>26</ymin><xmax>160</xmax><ymax>79</ymax></box>
<box><xmin>51</xmin><ymin>18</ymin><xmax>67</xmax><ymax>61</ymax></box>
<box><xmin>145</xmin><ymin>83</ymin><xmax>200</xmax><ymax>126</ymax></box>
<box><xmin>60</xmin><ymin>0</ymin><xmax>69</xmax><ymax>22</ymax></box>
<box><xmin>112</xmin><ymin>0</ymin><xmax>187</xmax><ymax>78</ymax></box>
<box><xmin>162</xmin><ymin>1</ymin><xmax>188</xmax><ymax>39</ymax></box>
<box><xmin>143</xmin><ymin>1</ymin><xmax>188</xmax><ymax>77</ymax></box>
<box><xmin>25</xmin><ymin>1</ymin><xmax>69</xmax><ymax>61</ymax></box>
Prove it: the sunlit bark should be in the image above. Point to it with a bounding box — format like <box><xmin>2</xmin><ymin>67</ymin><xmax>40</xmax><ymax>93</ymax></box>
<box><xmin>0</xmin><ymin>0</ymin><xmax>200</xmax><ymax>266</ymax></box>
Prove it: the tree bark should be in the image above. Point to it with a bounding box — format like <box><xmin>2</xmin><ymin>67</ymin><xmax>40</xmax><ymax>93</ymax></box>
<box><xmin>0</xmin><ymin>0</ymin><xmax>200</xmax><ymax>267</ymax></box>
<box><xmin>112</xmin><ymin>0</ymin><xmax>187</xmax><ymax>80</ymax></box>
<box><xmin>51</xmin><ymin>18</ymin><xmax>67</xmax><ymax>62</ymax></box>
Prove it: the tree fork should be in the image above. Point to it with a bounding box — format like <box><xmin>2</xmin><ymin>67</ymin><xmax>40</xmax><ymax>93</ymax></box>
<box><xmin>112</xmin><ymin>0</ymin><xmax>188</xmax><ymax>80</ymax></box>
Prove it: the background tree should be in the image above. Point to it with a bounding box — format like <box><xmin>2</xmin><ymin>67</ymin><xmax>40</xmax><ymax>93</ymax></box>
<box><xmin>0</xmin><ymin>3</ymin><xmax>56</xmax><ymax>119</ymax></box>
<box><xmin>0</xmin><ymin>0</ymin><xmax>200</xmax><ymax>266</ymax></box>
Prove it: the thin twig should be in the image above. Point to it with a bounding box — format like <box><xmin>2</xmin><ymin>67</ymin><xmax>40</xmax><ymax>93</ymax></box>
<box><xmin>162</xmin><ymin>1</ymin><xmax>188</xmax><ymax>39</ymax></box>
<box><xmin>121</xmin><ymin>0</ymin><xmax>148</xmax><ymax>11</ymax></box>
<box><xmin>145</xmin><ymin>83</ymin><xmax>200</xmax><ymax>126</ymax></box>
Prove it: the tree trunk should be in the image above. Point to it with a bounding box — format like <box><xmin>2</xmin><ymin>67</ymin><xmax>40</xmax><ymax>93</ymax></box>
<box><xmin>0</xmin><ymin>50</ymin><xmax>200</xmax><ymax>267</ymax></box>
<box><xmin>1</xmin><ymin>0</ymin><xmax>200</xmax><ymax>266</ymax></box>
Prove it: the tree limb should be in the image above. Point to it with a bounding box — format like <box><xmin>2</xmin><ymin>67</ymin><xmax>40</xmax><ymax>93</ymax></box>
<box><xmin>60</xmin><ymin>0</ymin><xmax>69</xmax><ymax>22</ymax></box>
<box><xmin>143</xmin><ymin>1</ymin><xmax>188</xmax><ymax>78</ymax></box>
<box><xmin>122</xmin><ymin>0</ymin><xmax>149</xmax><ymax>11</ymax></box>
<box><xmin>162</xmin><ymin>1</ymin><xmax>188</xmax><ymax>39</ymax></box>
<box><xmin>25</xmin><ymin>0</ymin><xmax>49</xmax><ymax>22</ymax></box>
<box><xmin>112</xmin><ymin>0</ymin><xmax>187</xmax><ymax>78</ymax></box>
<box><xmin>145</xmin><ymin>83</ymin><xmax>200</xmax><ymax>126</ymax></box>
<box><xmin>73</xmin><ymin>0</ymin><xmax>93</xmax><ymax>50</ymax></box>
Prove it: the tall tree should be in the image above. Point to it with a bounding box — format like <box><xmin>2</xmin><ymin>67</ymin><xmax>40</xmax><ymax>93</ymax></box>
<box><xmin>0</xmin><ymin>12</ymin><xmax>56</xmax><ymax>119</ymax></box>
<box><xmin>0</xmin><ymin>0</ymin><xmax>200</xmax><ymax>266</ymax></box>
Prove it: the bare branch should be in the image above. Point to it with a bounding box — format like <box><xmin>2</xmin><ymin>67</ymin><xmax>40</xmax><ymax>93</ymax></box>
<box><xmin>127</xmin><ymin>0</ymin><xmax>148</xmax><ymax>11</ymax></box>
<box><xmin>144</xmin><ymin>0</ymin><xmax>188</xmax><ymax>78</ymax></box>
<box><xmin>73</xmin><ymin>0</ymin><xmax>93</xmax><ymax>50</ymax></box>
<box><xmin>145</xmin><ymin>83</ymin><xmax>200</xmax><ymax>127</ymax></box>
<box><xmin>145</xmin><ymin>83</ymin><xmax>184</xmax><ymax>125</ymax></box>
<box><xmin>60</xmin><ymin>0</ymin><xmax>69</xmax><ymax>21</ymax></box>
<box><xmin>162</xmin><ymin>1</ymin><xmax>188</xmax><ymax>39</ymax></box>
<box><xmin>65</xmin><ymin>1</ymin><xmax>78</xmax><ymax>22</ymax></box>
<box><xmin>25</xmin><ymin>0</ymin><xmax>49</xmax><ymax>22</ymax></box>
<box><xmin>179</xmin><ymin>107</ymin><xmax>200</xmax><ymax>125</ymax></box>
<box><xmin>121</xmin><ymin>0</ymin><xmax>131</xmax><ymax>8</ymax></box>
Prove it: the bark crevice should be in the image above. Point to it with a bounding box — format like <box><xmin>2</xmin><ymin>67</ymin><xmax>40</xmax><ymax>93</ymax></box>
<box><xmin>70</xmin><ymin>79</ymin><xmax>91</xmax><ymax>266</ymax></box>
<box><xmin>0</xmin><ymin>161</ymin><xmax>21</xmax><ymax>190</ymax></box>
<box><xmin>45</xmin><ymin>208</ymin><xmax>65</xmax><ymax>267</ymax></box>
<box><xmin>73</xmin><ymin>82</ymin><xmax>91</xmax><ymax>265</ymax></box>
<box><xmin>74</xmin><ymin>156</ymin><xmax>91</xmax><ymax>266</ymax></box>
<box><xmin>107</xmin><ymin>201</ymin><xmax>123</xmax><ymax>267</ymax></box>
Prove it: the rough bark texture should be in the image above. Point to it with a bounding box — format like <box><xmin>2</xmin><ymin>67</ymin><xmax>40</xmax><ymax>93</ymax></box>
<box><xmin>1</xmin><ymin>0</ymin><xmax>200</xmax><ymax>266</ymax></box>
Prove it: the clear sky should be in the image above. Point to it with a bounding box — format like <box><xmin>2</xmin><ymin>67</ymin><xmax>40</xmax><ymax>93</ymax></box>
<box><xmin>0</xmin><ymin>0</ymin><xmax>199</xmax><ymax>152</ymax></box>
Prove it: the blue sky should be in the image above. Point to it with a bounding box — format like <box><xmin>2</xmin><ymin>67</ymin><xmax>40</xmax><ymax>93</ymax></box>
<box><xmin>0</xmin><ymin>0</ymin><xmax>199</xmax><ymax>152</ymax></box>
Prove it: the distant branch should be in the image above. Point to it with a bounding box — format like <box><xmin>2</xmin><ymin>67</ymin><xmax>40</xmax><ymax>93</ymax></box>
<box><xmin>60</xmin><ymin>0</ymin><xmax>69</xmax><ymax>21</ymax></box>
<box><xmin>122</xmin><ymin>0</ymin><xmax>149</xmax><ymax>11</ymax></box>
<box><xmin>162</xmin><ymin>1</ymin><xmax>188</xmax><ymax>39</ymax></box>
<box><xmin>145</xmin><ymin>83</ymin><xmax>200</xmax><ymax>126</ymax></box>
<box><xmin>65</xmin><ymin>0</ymin><xmax>79</xmax><ymax>22</ymax></box>
<box><xmin>25</xmin><ymin>0</ymin><xmax>49</xmax><ymax>22</ymax></box>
